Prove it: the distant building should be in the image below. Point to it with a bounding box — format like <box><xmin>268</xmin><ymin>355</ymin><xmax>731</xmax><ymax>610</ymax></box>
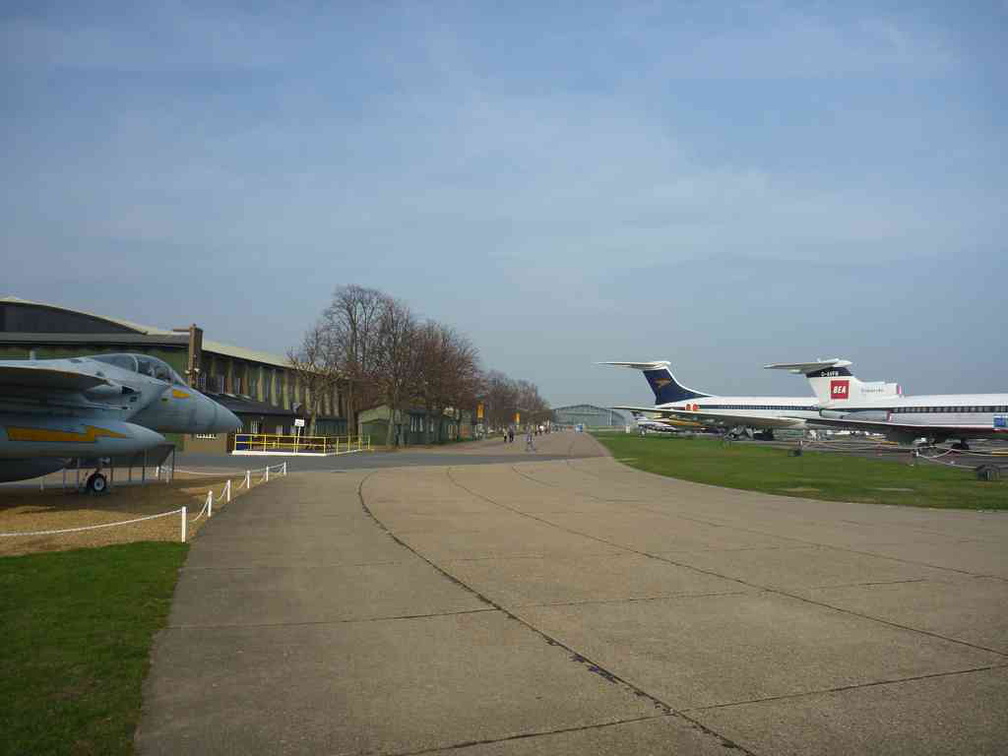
<box><xmin>359</xmin><ymin>405</ymin><xmax>474</xmax><ymax>446</ymax></box>
<box><xmin>0</xmin><ymin>296</ymin><xmax>347</xmax><ymax>453</ymax></box>
<box><xmin>551</xmin><ymin>404</ymin><xmax>626</xmax><ymax>428</ymax></box>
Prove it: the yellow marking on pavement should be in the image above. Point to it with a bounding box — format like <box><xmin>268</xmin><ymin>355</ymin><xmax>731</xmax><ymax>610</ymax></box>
<box><xmin>171</xmin><ymin>389</ymin><xmax>191</xmax><ymax>399</ymax></box>
<box><xmin>6</xmin><ymin>425</ymin><xmax>129</xmax><ymax>444</ymax></box>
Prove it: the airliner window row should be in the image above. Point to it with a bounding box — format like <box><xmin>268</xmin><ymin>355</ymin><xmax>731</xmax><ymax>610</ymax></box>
<box><xmin>702</xmin><ymin>405</ymin><xmax>818</xmax><ymax>411</ymax></box>
<box><xmin>892</xmin><ymin>406</ymin><xmax>1008</xmax><ymax>414</ymax></box>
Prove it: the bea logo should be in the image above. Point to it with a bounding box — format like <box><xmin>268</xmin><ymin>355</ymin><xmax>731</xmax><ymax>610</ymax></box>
<box><xmin>830</xmin><ymin>379</ymin><xmax>850</xmax><ymax>400</ymax></box>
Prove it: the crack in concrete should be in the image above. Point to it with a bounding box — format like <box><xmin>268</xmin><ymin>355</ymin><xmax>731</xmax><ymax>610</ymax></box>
<box><xmin>371</xmin><ymin>713</ymin><xmax>670</xmax><ymax>756</ymax></box>
<box><xmin>181</xmin><ymin>559</ymin><xmax>410</xmax><ymax>572</ymax></box>
<box><xmin>360</xmin><ymin>470</ymin><xmax>759</xmax><ymax>756</ymax></box>
<box><xmin>557</xmin><ymin>459</ymin><xmax>1008</xmax><ymax>583</ymax></box>
<box><xmin>451</xmin><ymin>465</ymin><xmax>1008</xmax><ymax>659</ymax></box>
<box><xmin>164</xmin><ymin>607</ymin><xmax>498</xmax><ymax>631</ymax></box>
<box><xmin>801</xmin><ymin>577</ymin><xmax>931</xmax><ymax>591</ymax></box>
<box><xmin>501</xmin><ymin>464</ymin><xmax>1008</xmax><ymax>654</ymax></box>
<box><xmin>516</xmin><ymin>589</ymin><xmax>752</xmax><ymax>609</ymax></box>
<box><xmin>685</xmin><ymin>663</ymin><xmax>1008</xmax><ymax>713</ymax></box>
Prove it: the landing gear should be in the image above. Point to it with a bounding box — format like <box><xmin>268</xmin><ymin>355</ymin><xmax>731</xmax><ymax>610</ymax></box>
<box><xmin>85</xmin><ymin>471</ymin><xmax>108</xmax><ymax>494</ymax></box>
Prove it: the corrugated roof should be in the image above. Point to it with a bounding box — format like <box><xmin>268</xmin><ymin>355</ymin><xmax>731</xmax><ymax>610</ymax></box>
<box><xmin>1</xmin><ymin>295</ymin><xmax>173</xmax><ymax>335</ymax></box>
<box><xmin>2</xmin><ymin>295</ymin><xmax>290</xmax><ymax>368</ymax></box>
<box><xmin>202</xmin><ymin>339</ymin><xmax>290</xmax><ymax>368</ymax></box>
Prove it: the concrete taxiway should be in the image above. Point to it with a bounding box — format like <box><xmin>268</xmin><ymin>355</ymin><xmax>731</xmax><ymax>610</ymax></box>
<box><xmin>136</xmin><ymin>431</ymin><xmax>1008</xmax><ymax>755</ymax></box>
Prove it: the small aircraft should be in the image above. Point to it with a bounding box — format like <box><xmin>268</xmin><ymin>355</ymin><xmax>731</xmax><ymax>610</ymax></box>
<box><xmin>0</xmin><ymin>353</ymin><xmax>241</xmax><ymax>490</ymax></box>
<box><xmin>767</xmin><ymin>359</ymin><xmax>1008</xmax><ymax>448</ymax></box>
<box><xmin>629</xmin><ymin>410</ymin><xmax>701</xmax><ymax>433</ymax></box>
<box><xmin>601</xmin><ymin>359</ymin><xmax>899</xmax><ymax>439</ymax></box>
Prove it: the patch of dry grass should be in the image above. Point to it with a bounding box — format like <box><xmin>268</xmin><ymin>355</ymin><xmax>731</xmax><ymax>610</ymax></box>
<box><xmin>0</xmin><ymin>471</ymin><xmax>252</xmax><ymax>556</ymax></box>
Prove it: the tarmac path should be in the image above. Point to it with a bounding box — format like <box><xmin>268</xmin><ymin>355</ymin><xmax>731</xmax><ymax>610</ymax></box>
<box><xmin>136</xmin><ymin>431</ymin><xmax>1008</xmax><ymax>755</ymax></box>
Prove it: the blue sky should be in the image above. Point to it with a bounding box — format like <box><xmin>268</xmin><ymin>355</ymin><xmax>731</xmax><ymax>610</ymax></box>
<box><xmin>3</xmin><ymin>2</ymin><xmax>1005</xmax><ymax>405</ymax></box>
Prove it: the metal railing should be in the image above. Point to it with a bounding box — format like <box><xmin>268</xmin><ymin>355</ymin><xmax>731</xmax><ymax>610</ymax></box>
<box><xmin>233</xmin><ymin>433</ymin><xmax>371</xmax><ymax>455</ymax></box>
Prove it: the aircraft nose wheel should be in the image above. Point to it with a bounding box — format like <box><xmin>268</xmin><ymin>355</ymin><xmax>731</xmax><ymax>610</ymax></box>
<box><xmin>85</xmin><ymin>472</ymin><xmax>108</xmax><ymax>494</ymax></box>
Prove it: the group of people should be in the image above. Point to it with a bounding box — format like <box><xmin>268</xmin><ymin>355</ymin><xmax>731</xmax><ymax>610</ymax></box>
<box><xmin>501</xmin><ymin>426</ymin><xmax>542</xmax><ymax>451</ymax></box>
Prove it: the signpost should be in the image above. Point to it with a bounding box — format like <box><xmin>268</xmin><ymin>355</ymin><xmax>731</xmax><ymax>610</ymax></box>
<box><xmin>294</xmin><ymin>417</ymin><xmax>305</xmax><ymax>454</ymax></box>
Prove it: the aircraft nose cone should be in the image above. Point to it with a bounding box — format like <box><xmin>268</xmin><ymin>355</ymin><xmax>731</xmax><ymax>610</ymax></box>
<box><xmin>201</xmin><ymin>394</ymin><xmax>242</xmax><ymax>433</ymax></box>
<box><xmin>221</xmin><ymin>406</ymin><xmax>242</xmax><ymax>432</ymax></box>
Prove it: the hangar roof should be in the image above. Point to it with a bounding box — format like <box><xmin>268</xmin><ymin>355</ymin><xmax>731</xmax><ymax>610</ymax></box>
<box><xmin>1</xmin><ymin>295</ymin><xmax>290</xmax><ymax>368</ymax></box>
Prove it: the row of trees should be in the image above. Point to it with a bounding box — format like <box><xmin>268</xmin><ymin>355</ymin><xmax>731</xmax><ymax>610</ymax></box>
<box><xmin>288</xmin><ymin>285</ymin><xmax>550</xmax><ymax>445</ymax></box>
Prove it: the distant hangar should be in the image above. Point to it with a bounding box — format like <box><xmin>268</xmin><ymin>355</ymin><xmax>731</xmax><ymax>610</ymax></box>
<box><xmin>552</xmin><ymin>404</ymin><xmax>626</xmax><ymax>428</ymax></box>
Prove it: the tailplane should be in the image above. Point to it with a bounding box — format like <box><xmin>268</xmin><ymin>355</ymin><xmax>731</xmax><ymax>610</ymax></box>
<box><xmin>765</xmin><ymin>359</ymin><xmax>901</xmax><ymax>404</ymax></box>
<box><xmin>599</xmin><ymin>361</ymin><xmax>709</xmax><ymax>404</ymax></box>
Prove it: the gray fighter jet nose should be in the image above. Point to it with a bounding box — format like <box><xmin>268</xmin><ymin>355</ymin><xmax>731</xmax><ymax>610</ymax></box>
<box><xmin>198</xmin><ymin>393</ymin><xmax>242</xmax><ymax>434</ymax></box>
<box><xmin>221</xmin><ymin>406</ymin><xmax>242</xmax><ymax>432</ymax></box>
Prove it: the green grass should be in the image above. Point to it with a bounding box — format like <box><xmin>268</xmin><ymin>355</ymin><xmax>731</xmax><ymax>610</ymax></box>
<box><xmin>595</xmin><ymin>434</ymin><xmax>1008</xmax><ymax>510</ymax></box>
<box><xmin>0</xmin><ymin>542</ymin><xmax>188</xmax><ymax>756</ymax></box>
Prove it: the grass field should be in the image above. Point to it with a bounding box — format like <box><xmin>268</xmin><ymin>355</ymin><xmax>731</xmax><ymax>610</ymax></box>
<box><xmin>594</xmin><ymin>434</ymin><xmax>1007</xmax><ymax>510</ymax></box>
<box><xmin>0</xmin><ymin>542</ymin><xmax>188</xmax><ymax>755</ymax></box>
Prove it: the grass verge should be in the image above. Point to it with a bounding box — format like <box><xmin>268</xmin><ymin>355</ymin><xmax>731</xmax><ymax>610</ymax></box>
<box><xmin>594</xmin><ymin>434</ymin><xmax>1007</xmax><ymax>509</ymax></box>
<box><xmin>0</xmin><ymin>542</ymin><xmax>188</xmax><ymax>755</ymax></box>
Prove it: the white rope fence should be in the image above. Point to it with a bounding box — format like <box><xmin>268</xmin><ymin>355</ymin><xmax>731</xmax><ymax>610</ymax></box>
<box><xmin>1</xmin><ymin>461</ymin><xmax>288</xmax><ymax>542</ymax></box>
<box><xmin>0</xmin><ymin>509</ymin><xmax>184</xmax><ymax>538</ymax></box>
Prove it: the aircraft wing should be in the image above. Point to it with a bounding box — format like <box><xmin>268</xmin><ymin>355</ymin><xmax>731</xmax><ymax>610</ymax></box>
<box><xmin>0</xmin><ymin>364</ymin><xmax>110</xmax><ymax>392</ymax></box>
<box><xmin>764</xmin><ymin>359</ymin><xmax>851</xmax><ymax>374</ymax></box>
<box><xmin>613</xmin><ymin>404</ymin><xmax>670</xmax><ymax>415</ymax></box>
<box><xmin>613</xmin><ymin>405</ymin><xmax>803</xmax><ymax>430</ymax></box>
<box><xmin>802</xmin><ymin>416</ymin><xmax>1003</xmax><ymax>439</ymax></box>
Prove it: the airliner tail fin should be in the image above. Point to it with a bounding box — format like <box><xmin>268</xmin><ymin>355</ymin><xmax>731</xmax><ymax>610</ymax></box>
<box><xmin>599</xmin><ymin>361</ymin><xmax>709</xmax><ymax>404</ymax></box>
<box><xmin>765</xmin><ymin>359</ymin><xmax>901</xmax><ymax>404</ymax></box>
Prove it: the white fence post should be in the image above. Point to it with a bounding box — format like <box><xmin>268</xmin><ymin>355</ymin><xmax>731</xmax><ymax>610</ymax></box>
<box><xmin>283</xmin><ymin>462</ymin><xmax>287</xmax><ymax>476</ymax></box>
<box><xmin>207</xmin><ymin>489</ymin><xmax>214</xmax><ymax>518</ymax></box>
<box><xmin>226</xmin><ymin>479</ymin><xmax>232</xmax><ymax>503</ymax></box>
<box><xmin>181</xmin><ymin>506</ymin><xmax>187</xmax><ymax>542</ymax></box>
<box><xmin>245</xmin><ymin>470</ymin><xmax>251</xmax><ymax>489</ymax></box>
<box><xmin>265</xmin><ymin>465</ymin><xmax>270</xmax><ymax>483</ymax></box>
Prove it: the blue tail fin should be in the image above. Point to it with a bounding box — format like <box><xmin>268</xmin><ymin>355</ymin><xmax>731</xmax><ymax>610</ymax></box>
<box><xmin>599</xmin><ymin>361</ymin><xmax>709</xmax><ymax>404</ymax></box>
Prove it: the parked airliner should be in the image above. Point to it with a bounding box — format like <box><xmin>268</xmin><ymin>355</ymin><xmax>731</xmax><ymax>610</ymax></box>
<box><xmin>601</xmin><ymin>359</ymin><xmax>900</xmax><ymax>438</ymax></box>
<box><xmin>767</xmin><ymin>360</ymin><xmax>1008</xmax><ymax>447</ymax></box>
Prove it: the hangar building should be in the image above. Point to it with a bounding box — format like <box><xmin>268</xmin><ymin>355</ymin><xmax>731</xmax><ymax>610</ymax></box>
<box><xmin>0</xmin><ymin>296</ymin><xmax>347</xmax><ymax>453</ymax></box>
<box><xmin>552</xmin><ymin>404</ymin><xmax>626</xmax><ymax>428</ymax></box>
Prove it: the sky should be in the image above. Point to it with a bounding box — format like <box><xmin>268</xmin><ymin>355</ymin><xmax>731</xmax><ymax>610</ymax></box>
<box><xmin>2</xmin><ymin>1</ymin><xmax>1006</xmax><ymax>407</ymax></box>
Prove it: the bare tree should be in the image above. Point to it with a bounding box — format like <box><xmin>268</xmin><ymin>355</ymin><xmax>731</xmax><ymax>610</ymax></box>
<box><xmin>322</xmin><ymin>285</ymin><xmax>384</xmax><ymax>435</ymax></box>
<box><xmin>373</xmin><ymin>296</ymin><xmax>419</xmax><ymax>447</ymax></box>
<box><xmin>516</xmin><ymin>379</ymin><xmax>551</xmax><ymax>426</ymax></box>
<box><xmin>481</xmin><ymin>369</ymin><xmax>519</xmax><ymax>430</ymax></box>
<box><xmin>478</xmin><ymin>370</ymin><xmax>549</xmax><ymax>432</ymax></box>
<box><xmin>413</xmin><ymin>320</ymin><xmax>441</xmax><ymax>444</ymax></box>
<box><xmin>286</xmin><ymin>321</ymin><xmax>342</xmax><ymax>436</ymax></box>
<box><xmin>297</xmin><ymin>284</ymin><xmax>539</xmax><ymax>444</ymax></box>
<box><xmin>414</xmin><ymin>322</ymin><xmax>481</xmax><ymax>443</ymax></box>
<box><xmin>443</xmin><ymin>329</ymin><xmax>480</xmax><ymax>440</ymax></box>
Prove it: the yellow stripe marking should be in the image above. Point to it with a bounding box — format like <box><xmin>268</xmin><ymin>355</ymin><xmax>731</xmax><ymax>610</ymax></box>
<box><xmin>6</xmin><ymin>425</ymin><xmax>129</xmax><ymax>444</ymax></box>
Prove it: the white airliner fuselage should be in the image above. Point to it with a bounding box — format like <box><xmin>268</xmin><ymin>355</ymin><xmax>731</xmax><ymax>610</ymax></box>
<box><xmin>767</xmin><ymin>361</ymin><xmax>1008</xmax><ymax>444</ymax></box>
<box><xmin>601</xmin><ymin>361</ymin><xmax>834</xmax><ymax>435</ymax></box>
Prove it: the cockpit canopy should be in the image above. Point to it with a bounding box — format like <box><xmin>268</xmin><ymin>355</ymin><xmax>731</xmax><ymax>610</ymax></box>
<box><xmin>91</xmin><ymin>353</ymin><xmax>186</xmax><ymax>385</ymax></box>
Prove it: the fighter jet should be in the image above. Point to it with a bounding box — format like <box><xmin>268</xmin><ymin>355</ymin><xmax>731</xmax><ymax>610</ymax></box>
<box><xmin>0</xmin><ymin>353</ymin><xmax>241</xmax><ymax>490</ymax></box>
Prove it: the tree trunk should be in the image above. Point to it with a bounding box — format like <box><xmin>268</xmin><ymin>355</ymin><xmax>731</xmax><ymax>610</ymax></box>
<box><xmin>385</xmin><ymin>403</ymin><xmax>395</xmax><ymax>447</ymax></box>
